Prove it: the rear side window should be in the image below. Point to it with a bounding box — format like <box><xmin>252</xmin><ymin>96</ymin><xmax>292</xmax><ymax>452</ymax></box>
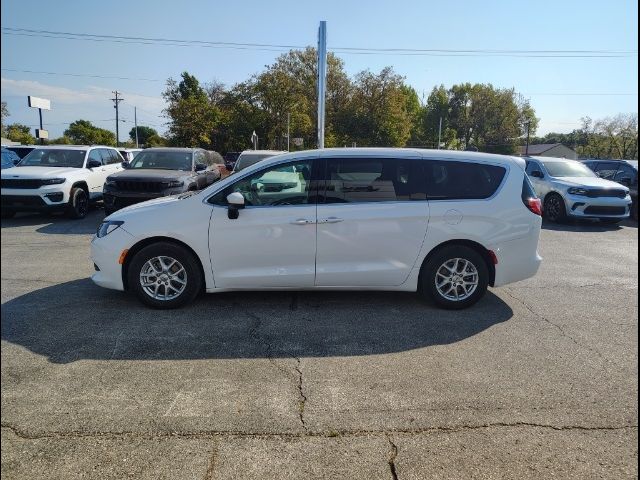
<box><xmin>522</xmin><ymin>174</ymin><xmax>538</xmax><ymax>202</ymax></box>
<box><xmin>323</xmin><ymin>158</ymin><xmax>413</xmax><ymax>203</ymax></box>
<box><xmin>423</xmin><ymin>161</ymin><xmax>506</xmax><ymax>200</ymax></box>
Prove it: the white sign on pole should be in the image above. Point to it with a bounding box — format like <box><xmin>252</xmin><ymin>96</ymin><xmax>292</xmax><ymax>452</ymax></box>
<box><xmin>36</xmin><ymin>129</ymin><xmax>49</xmax><ymax>139</ymax></box>
<box><xmin>28</xmin><ymin>96</ymin><xmax>51</xmax><ymax>110</ymax></box>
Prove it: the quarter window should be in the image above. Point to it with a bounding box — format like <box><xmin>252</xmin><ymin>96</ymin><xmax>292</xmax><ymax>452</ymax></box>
<box><xmin>210</xmin><ymin>160</ymin><xmax>313</xmax><ymax>207</ymax></box>
<box><xmin>422</xmin><ymin>161</ymin><xmax>507</xmax><ymax>200</ymax></box>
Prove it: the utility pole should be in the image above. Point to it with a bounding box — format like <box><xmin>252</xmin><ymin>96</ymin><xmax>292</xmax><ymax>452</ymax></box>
<box><xmin>134</xmin><ymin>107</ymin><xmax>139</xmax><ymax>148</ymax></box>
<box><xmin>317</xmin><ymin>21</ymin><xmax>327</xmax><ymax>149</ymax></box>
<box><xmin>437</xmin><ymin>117</ymin><xmax>443</xmax><ymax>149</ymax></box>
<box><xmin>287</xmin><ymin>113</ymin><xmax>291</xmax><ymax>151</ymax></box>
<box><xmin>525</xmin><ymin>120</ymin><xmax>531</xmax><ymax>155</ymax></box>
<box><xmin>111</xmin><ymin>91</ymin><xmax>124</xmax><ymax>147</ymax></box>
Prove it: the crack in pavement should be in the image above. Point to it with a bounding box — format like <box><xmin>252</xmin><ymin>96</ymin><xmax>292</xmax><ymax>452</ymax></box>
<box><xmin>386</xmin><ymin>434</ymin><xmax>399</xmax><ymax>480</ymax></box>
<box><xmin>203</xmin><ymin>439</ymin><xmax>218</xmax><ymax>480</ymax></box>
<box><xmin>294</xmin><ymin>357</ymin><xmax>308</xmax><ymax>432</ymax></box>
<box><xmin>246</xmin><ymin>312</ymin><xmax>308</xmax><ymax>432</ymax></box>
<box><xmin>504</xmin><ymin>289</ymin><xmax>612</xmax><ymax>366</ymax></box>
<box><xmin>3</xmin><ymin>422</ymin><xmax>636</xmax><ymax>441</ymax></box>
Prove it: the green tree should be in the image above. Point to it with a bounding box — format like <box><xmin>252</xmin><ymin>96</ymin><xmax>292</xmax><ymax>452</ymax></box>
<box><xmin>163</xmin><ymin>72</ymin><xmax>220</xmax><ymax>148</ymax></box>
<box><xmin>64</xmin><ymin>120</ymin><xmax>116</xmax><ymax>145</ymax></box>
<box><xmin>6</xmin><ymin>123</ymin><xmax>36</xmax><ymax>144</ymax></box>
<box><xmin>129</xmin><ymin>125</ymin><xmax>158</xmax><ymax>145</ymax></box>
<box><xmin>145</xmin><ymin>133</ymin><xmax>168</xmax><ymax>147</ymax></box>
<box><xmin>1</xmin><ymin>101</ymin><xmax>9</xmax><ymax>137</ymax></box>
<box><xmin>48</xmin><ymin>136</ymin><xmax>72</xmax><ymax>145</ymax></box>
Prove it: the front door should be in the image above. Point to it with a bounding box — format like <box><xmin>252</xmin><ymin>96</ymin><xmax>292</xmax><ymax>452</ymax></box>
<box><xmin>208</xmin><ymin>158</ymin><xmax>318</xmax><ymax>288</ymax></box>
<box><xmin>315</xmin><ymin>156</ymin><xmax>429</xmax><ymax>287</ymax></box>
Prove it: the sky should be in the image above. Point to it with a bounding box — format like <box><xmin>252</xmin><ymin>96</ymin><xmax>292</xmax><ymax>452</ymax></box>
<box><xmin>1</xmin><ymin>0</ymin><xmax>638</xmax><ymax>140</ymax></box>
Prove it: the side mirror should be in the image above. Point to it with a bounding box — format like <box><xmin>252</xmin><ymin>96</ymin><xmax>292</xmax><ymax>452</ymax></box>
<box><xmin>226</xmin><ymin>192</ymin><xmax>245</xmax><ymax>219</ymax></box>
<box><xmin>87</xmin><ymin>159</ymin><xmax>102</xmax><ymax>169</ymax></box>
<box><xmin>195</xmin><ymin>163</ymin><xmax>207</xmax><ymax>172</ymax></box>
<box><xmin>530</xmin><ymin>170</ymin><xmax>544</xmax><ymax>179</ymax></box>
<box><xmin>121</xmin><ymin>161</ymin><xmax>130</xmax><ymax>169</ymax></box>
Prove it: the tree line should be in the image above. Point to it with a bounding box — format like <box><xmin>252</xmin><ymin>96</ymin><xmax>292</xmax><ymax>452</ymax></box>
<box><xmin>1</xmin><ymin>48</ymin><xmax>637</xmax><ymax>159</ymax></box>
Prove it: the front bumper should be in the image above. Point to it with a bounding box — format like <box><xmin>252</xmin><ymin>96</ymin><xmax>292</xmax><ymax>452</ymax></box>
<box><xmin>564</xmin><ymin>193</ymin><xmax>632</xmax><ymax>219</ymax></box>
<box><xmin>90</xmin><ymin>226</ymin><xmax>135</xmax><ymax>291</ymax></box>
<box><xmin>1</xmin><ymin>187</ymin><xmax>69</xmax><ymax>211</ymax></box>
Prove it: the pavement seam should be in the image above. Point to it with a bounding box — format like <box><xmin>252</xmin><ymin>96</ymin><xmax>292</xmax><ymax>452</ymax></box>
<box><xmin>203</xmin><ymin>439</ymin><xmax>218</xmax><ymax>480</ymax></box>
<box><xmin>3</xmin><ymin>423</ymin><xmax>636</xmax><ymax>441</ymax></box>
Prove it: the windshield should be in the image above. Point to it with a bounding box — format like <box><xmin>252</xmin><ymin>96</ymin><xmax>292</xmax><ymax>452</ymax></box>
<box><xmin>235</xmin><ymin>154</ymin><xmax>274</xmax><ymax>172</ymax></box>
<box><xmin>543</xmin><ymin>160</ymin><xmax>596</xmax><ymax>178</ymax></box>
<box><xmin>19</xmin><ymin>149</ymin><xmax>86</xmax><ymax>168</ymax></box>
<box><xmin>128</xmin><ymin>151</ymin><xmax>193</xmax><ymax>171</ymax></box>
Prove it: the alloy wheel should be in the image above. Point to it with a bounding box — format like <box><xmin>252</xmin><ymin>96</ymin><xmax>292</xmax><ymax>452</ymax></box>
<box><xmin>434</xmin><ymin>258</ymin><xmax>479</xmax><ymax>302</ymax></box>
<box><xmin>139</xmin><ymin>256</ymin><xmax>188</xmax><ymax>301</ymax></box>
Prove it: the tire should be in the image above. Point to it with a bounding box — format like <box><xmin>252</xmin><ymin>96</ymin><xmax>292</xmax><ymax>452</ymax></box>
<box><xmin>128</xmin><ymin>242</ymin><xmax>202</xmax><ymax>309</ymax></box>
<box><xmin>419</xmin><ymin>245</ymin><xmax>489</xmax><ymax>310</ymax></box>
<box><xmin>1</xmin><ymin>210</ymin><xmax>16</xmax><ymax>219</ymax></box>
<box><xmin>66</xmin><ymin>187</ymin><xmax>89</xmax><ymax>219</ymax></box>
<box><xmin>544</xmin><ymin>193</ymin><xmax>567</xmax><ymax>223</ymax></box>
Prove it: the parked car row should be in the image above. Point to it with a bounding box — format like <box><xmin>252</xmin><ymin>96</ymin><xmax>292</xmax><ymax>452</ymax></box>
<box><xmin>0</xmin><ymin>146</ymin><xmax>224</xmax><ymax>219</ymax></box>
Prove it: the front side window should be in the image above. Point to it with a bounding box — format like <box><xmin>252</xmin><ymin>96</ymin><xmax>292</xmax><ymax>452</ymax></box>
<box><xmin>129</xmin><ymin>151</ymin><xmax>193</xmax><ymax>171</ymax></box>
<box><xmin>424</xmin><ymin>161</ymin><xmax>507</xmax><ymax>200</ymax></box>
<box><xmin>19</xmin><ymin>149</ymin><xmax>86</xmax><ymax>168</ymax></box>
<box><xmin>211</xmin><ymin>160</ymin><xmax>313</xmax><ymax>207</ymax></box>
<box><xmin>323</xmin><ymin>158</ymin><xmax>413</xmax><ymax>203</ymax></box>
<box><xmin>614</xmin><ymin>164</ymin><xmax>637</xmax><ymax>185</ymax></box>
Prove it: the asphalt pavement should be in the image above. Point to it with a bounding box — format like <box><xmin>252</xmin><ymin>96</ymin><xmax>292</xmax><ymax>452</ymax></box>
<box><xmin>1</xmin><ymin>208</ymin><xmax>637</xmax><ymax>479</ymax></box>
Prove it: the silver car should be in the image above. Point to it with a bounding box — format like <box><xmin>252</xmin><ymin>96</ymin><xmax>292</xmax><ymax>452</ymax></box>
<box><xmin>525</xmin><ymin>156</ymin><xmax>632</xmax><ymax>224</ymax></box>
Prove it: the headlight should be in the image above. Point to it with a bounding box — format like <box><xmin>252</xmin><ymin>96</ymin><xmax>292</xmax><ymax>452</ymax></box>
<box><xmin>164</xmin><ymin>180</ymin><xmax>184</xmax><ymax>188</ymax></box>
<box><xmin>568</xmin><ymin>187</ymin><xmax>589</xmax><ymax>196</ymax></box>
<box><xmin>41</xmin><ymin>178</ymin><xmax>65</xmax><ymax>185</ymax></box>
<box><xmin>96</xmin><ymin>220</ymin><xmax>124</xmax><ymax>238</ymax></box>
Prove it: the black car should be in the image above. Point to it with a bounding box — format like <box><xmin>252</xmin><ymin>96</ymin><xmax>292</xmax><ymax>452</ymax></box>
<box><xmin>103</xmin><ymin>148</ymin><xmax>221</xmax><ymax>215</ymax></box>
<box><xmin>583</xmin><ymin>159</ymin><xmax>638</xmax><ymax>221</ymax></box>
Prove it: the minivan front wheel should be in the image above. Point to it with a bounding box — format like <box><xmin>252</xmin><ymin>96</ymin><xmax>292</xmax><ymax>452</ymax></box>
<box><xmin>128</xmin><ymin>242</ymin><xmax>202</xmax><ymax>309</ymax></box>
<box><xmin>420</xmin><ymin>246</ymin><xmax>489</xmax><ymax>309</ymax></box>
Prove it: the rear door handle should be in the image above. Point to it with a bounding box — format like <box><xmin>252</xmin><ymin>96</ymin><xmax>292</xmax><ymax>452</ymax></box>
<box><xmin>320</xmin><ymin>217</ymin><xmax>344</xmax><ymax>224</ymax></box>
<box><xmin>290</xmin><ymin>218</ymin><xmax>315</xmax><ymax>225</ymax></box>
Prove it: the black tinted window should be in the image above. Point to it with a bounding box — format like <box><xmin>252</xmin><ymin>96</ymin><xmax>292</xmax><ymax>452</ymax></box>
<box><xmin>615</xmin><ymin>164</ymin><xmax>637</xmax><ymax>185</ymax></box>
<box><xmin>323</xmin><ymin>158</ymin><xmax>413</xmax><ymax>203</ymax></box>
<box><xmin>423</xmin><ymin>161</ymin><xmax>507</xmax><ymax>200</ymax></box>
<box><xmin>525</xmin><ymin>160</ymin><xmax>542</xmax><ymax>176</ymax></box>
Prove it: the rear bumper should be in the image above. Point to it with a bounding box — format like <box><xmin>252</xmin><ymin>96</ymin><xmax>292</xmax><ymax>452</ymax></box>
<box><xmin>492</xmin><ymin>221</ymin><xmax>543</xmax><ymax>287</ymax></box>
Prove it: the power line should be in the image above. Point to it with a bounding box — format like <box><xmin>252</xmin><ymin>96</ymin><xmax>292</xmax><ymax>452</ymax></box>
<box><xmin>1</xmin><ymin>68</ymin><xmax>163</xmax><ymax>82</ymax></box>
<box><xmin>2</xmin><ymin>27</ymin><xmax>637</xmax><ymax>57</ymax></box>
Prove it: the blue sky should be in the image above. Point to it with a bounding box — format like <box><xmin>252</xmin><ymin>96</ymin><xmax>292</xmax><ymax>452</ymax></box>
<box><xmin>1</xmin><ymin>0</ymin><xmax>637</xmax><ymax>140</ymax></box>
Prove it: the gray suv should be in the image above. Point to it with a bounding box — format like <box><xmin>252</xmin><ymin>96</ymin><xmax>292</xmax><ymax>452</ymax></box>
<box><xmin>103</xmin><ymin>148</ymin><xmax>221</xmax><ymax>215</ymax></box>
<box><xmin>582</xmin><ymin>159</ymin><xmax>638</xmax><ymax>222</ymax></box>
<box><xmin>525</xmin><ymin>156</ymin><xmax>632</xmax><ymax>224</ymax></box>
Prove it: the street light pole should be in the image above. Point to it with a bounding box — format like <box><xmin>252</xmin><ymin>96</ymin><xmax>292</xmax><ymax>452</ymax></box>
<box><xmin>111</xmin><ymin>91</ymin><xmax>124</xmax><ymax>147</ymax></box>
<box><xmin>287</xmin><ymin>112</ymin><xmax>290</xmax><ymax>151</ymax></box>
<box><xmin>525</xmin><ymin>121</ymin><xmax>531</xmax><ymax>155</ymax></box>
<box><xmin>317</xmin><ymin>21</ymin><xmax>327</xmax><ymax>149</ymax></box>
<box><xmin>134</xmin><ymin>106</ymin><xmax>139</xmax><ymax>148</ymax></box>
<box><xmin>437</xmin><ymin>117</ymin><xmax>443</xmax><ymax>149</ymax></box>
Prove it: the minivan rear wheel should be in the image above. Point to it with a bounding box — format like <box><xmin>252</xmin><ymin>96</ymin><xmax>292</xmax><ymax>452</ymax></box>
<box><xmin>128</xmin><ymin>242</ymin><xmax>202</xmax><ymax>309</ymax></box>
<box><xmin>419</xmin><ymin>246</ymin><xmax>489</xmax><ymax>310</ymax></box>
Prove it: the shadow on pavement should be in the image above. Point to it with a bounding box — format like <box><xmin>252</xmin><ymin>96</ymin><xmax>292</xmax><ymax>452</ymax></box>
<box><xmin>542</xmin><ymin>218</ymin><xmax>637</xmax><ymax>232</ymax></box>
<box><xmin>1</xmin><ymin>279</ymin><xmax>513</xmax><ymax>363</ymax></box>
<box><xmin>0</xmin><ymin>208</ymin><xmax>104</xmax><ymax>235</ymax></box>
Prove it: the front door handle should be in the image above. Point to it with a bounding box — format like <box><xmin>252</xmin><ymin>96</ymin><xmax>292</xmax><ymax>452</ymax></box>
<box><xmin>291</xmin><ymin>218</ymin><xmax>315</xmax><ymax>225</ymax></box>
<box><xmin>320</xmin><ymin>217</ymin><xmax>344</xmax><ymax>224</ymax></box>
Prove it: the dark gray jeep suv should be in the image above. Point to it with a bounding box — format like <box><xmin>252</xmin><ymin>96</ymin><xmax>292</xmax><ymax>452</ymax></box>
<box><xmin>103</xmin><ymin>148</ymin><xmax>220</xmax><ymax>215</ymax></box>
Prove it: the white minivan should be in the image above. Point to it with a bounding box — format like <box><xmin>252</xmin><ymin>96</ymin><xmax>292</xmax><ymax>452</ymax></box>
<box><xmin>91</xmin><ymin>148</ymin><xmax>543</xmax><ymax>309</ymax></box>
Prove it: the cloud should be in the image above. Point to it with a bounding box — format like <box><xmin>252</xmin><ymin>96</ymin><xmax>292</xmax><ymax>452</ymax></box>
<box><xmin>1</xmin><ymin>77</ymin><xmax>95</xmax><ymax>104</ymax></box>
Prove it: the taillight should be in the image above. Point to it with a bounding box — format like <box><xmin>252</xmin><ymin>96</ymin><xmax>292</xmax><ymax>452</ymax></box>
<box><xmin>526</xmin><ymin>198</ymin><xmax>543</xmax><ymax>216</ymax></box>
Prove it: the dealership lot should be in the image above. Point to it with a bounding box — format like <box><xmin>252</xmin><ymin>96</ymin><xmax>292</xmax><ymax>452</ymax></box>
<box><xmin>1</xmin><ymin>210</ymin><xmax>637</xmax><ymax>479</ymax></box>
